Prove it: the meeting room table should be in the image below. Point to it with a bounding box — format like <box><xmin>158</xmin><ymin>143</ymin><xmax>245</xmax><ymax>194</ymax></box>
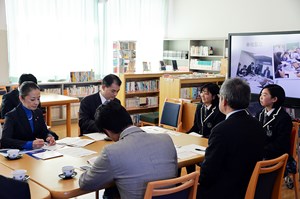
<box><xmin>0</xmin><ymin>129</ymin><xmax>208</xmax><ymax>199</ymax></box>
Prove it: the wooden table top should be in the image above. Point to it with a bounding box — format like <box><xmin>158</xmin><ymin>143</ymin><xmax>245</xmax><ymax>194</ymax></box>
<box><xmin>0</xmin><ymin>131</ymin><xmax>208</xmax><ymax>198</ymax></box>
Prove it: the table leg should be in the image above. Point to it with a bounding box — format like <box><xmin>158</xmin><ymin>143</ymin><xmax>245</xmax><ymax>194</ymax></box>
<box><xmin>66</xmin><ymin>104</ymin><xmax>71</xmax><ymax>137</ymax></box>
<box><xmin>46</xmin><ymin>107</ymin><xmax>52</xmax><ymax>127</ymax></box>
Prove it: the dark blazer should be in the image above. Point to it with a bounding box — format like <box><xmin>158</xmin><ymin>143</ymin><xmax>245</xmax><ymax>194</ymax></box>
<box><xmin>1</xmin><ymin>89</ymin><xmax>19</xmax><ymax>119</ymax></box>
<box><xmin>79</xmin><ymin>92</ymin><xmax>121</xmax><ymax>135</ymax></box>
<box><xmin>0</xmin><ymin>175</ymin><xmax>31</xmax><ymax>199</ymax></box>
<box><xmin>187</xmin><ymin>103</ymin><xmax>225</xmax><ymax>138</ymax></box>
<box><xmin>256</xmin><ymin>107</ymin><xmax>292</xmax><ymax>160</ymax></box>
<box><xmin>198</xmin><ymin>110</ymin><xmax>265</xmax><ymax>199</ymax></box>
<box><xmin>1</xmin><ymin>104</ymin><xmax>50</xmax><ymax>149</ymax></box>
<box><xmin>0</xmin><ymin>89</ymin><xmax>58</xmax><ymax>140</ymax></box>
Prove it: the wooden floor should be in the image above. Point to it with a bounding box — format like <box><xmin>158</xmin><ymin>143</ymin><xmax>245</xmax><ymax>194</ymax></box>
<box><xmin>51</xmin><ymin>122</ymin><xmax>298</xmax><ymax>199</ymax></box>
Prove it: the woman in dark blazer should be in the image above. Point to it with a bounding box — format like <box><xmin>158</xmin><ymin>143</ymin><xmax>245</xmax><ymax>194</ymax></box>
<box><xmin>256</xmin><ymin>84</ymin><xmax>292</xmax><ymax>160</ymax></box>
<box><xmin>187</xmin><ymin>83</ymin><xmax>225</xmax><ymax>138</ymax></box>
<box><xmin>185</xmin><ymin>83</ymin><xmax>225</xmax><ymax>174</ymax></box>
<box><xmin>1</xmin><ymin>81</ymin><xmax>56</xmax><ymax>150</ymax></box>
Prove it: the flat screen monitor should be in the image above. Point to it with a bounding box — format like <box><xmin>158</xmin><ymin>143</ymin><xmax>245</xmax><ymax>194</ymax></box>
<box><xmin>228</xmin><ymin>30</ymin><xmax>300</xmax><ymax>108</ymax></box>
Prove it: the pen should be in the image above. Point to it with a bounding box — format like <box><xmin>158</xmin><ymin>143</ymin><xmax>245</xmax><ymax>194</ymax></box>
<box><xmin>195</xmin><ymin>148</ymin><xmax>205</xmax><ymax>152</ymax></box>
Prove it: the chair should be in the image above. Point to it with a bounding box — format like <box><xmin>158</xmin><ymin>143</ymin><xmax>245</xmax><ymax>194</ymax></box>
<box><xmin>140</xmin><ymin>112</ymin><xmax>159</xmax><ymax>127</ymax></box>
<box><xmin>244</xmin><ymin>153</ymin><xmax>288</xmax><ymax>199</ymax></box>
<box><xmin>159</xmin><ymin>98</ymin><xmax>183</xmax><ymax>132</ymax></box>
<box><xmin>285</xmin><ymin>122</ymin><xmax>299</xmax><ymax>199</ymax></box>
<box><xmin>144</xmin><ymin>171</ymin><xmax>200</xmax><ymax>199</ymax></box>
<box><xmin>0</xmin><ymin>175</ymin><xmax>31</xmax><ymax>199</ymax></box>
<box><xmin>0</xmin><ymin>86</ymin><xmax>7</xmax><ymax>95</ymax></box>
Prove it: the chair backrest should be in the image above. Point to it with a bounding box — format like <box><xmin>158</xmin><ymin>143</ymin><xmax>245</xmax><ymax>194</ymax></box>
<box><xmin>0</xmin><ymin>86</ymin><xmax>7</xmax><ymax>95</ymax></box>
<box><xmin>0</xmin><ymin>175</ymin><xmax>31</xmax><ymax>199</ymax></box>
<box><xmin>159</xmin><ymin>98</ymin><xmax>183</xmax><ymax>132</ymax></box>
<box><xmin>290</xmin><ymin>122</ymin><xmax>299</xmax><ymax>159</ymax></box>
<box><xmin>245</xmin><ymin>153</ymin><xmax>288</xmax><ymax>199</ymax></box>
<box><xmin>144</xmin><ymin>171</ymin><xmax>200</xmax><ymax>199</ymax></box>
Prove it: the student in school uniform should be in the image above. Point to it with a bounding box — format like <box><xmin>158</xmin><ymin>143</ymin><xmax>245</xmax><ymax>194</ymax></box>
<box><xmin>1</xmin><ymin>81</ymin><xmax>56</xmax><ymax>150</ymax></box>
<box><xmin>187</xmin><ymin>83</ymin><xmax>225</xmax><ymax>138</ymax></box>
<box><xmin>256</xmin><ymin>84</ymin><xmax>292</xmax><ymax>160</ymax></box>
<box><xmin>183</xmin><ymin>83</ymin><xmax>225</xmax><ymax>174</ymax></box>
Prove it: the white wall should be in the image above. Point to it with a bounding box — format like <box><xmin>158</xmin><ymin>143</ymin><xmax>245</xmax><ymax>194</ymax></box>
<box><xmin>0</xmin><ymin>0</ymin><xmax>9</xmax><ymax>84</ymax></box>
<box><xmin>166</xmin><ymin>0</ymin><xmax>300</xmax><ymax>38</ymax></box>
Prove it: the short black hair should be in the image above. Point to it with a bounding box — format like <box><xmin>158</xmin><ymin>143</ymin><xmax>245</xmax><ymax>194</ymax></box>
<box><xmin>19</xmin><ymin>74</ymin><xmax>38</xmax><ymax>85</ymax></box>
<box><xmin>102</xmin><ymin>74</ymin><xmax>122</xmax><ymax>87</ymax></box>
<box><xmin>200</xmin><ymin>83</ymin><xmax>220</xmax><ymax>106</ymax></box>
<box><xmin>259</xmin><ymin>84</ymin><xmax>285</xmax><ymax>108</ymax></box>
<box><xmin>19</xmin><ymin>81</ymin><xmax>40</xmax><ymax>99</ymax></box>
<box><xmin>94</xmin><ymin>101</ymin><xmax>132</xmax><ymax>133</ymax></box>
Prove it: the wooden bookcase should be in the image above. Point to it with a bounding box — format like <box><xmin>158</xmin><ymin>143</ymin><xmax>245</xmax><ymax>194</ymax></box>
<box><xmin>117</xmin><ymin>71</ymin><xmax>191</xmax><ymax>125</ymax></box>
<box><xmin>159</xmin><ymin>75</ymin><xmax>225</xmax><ymax>131</ymax></box>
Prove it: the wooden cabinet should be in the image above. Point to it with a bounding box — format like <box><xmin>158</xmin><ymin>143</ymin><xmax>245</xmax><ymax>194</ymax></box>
<box><xmin>163</xmin><ymin>40</ymin><xmax>190</xmax><ymax>70</ymax></box>
<box><xmin>159</xmin><ymin>75</ymin><xmax>225</xmax><ymax>131</ymax></box>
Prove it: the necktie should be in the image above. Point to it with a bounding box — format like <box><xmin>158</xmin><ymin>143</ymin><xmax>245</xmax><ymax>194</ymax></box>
<box><xmin>263</xmin><ymin>112</ymin><xmax>268</xmax><ymax>125</ymax></box>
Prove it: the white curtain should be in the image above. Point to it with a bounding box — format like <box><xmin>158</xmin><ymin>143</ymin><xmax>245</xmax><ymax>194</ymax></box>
<box><xmin>5</xmin><ymin>0</ymin><xmax>100</xmax><ymax>82</ymax></box>
<box><xmin>5</xmin><ymin>0</ymin><xmax>168</xmax><ymax>82</ymax></box>
<box><xmin>104</xmin><ymin>0</ymin><xmax>168</xmax><ymax>74</ymax></box>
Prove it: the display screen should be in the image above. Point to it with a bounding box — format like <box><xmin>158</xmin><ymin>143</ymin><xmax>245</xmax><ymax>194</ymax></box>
<box><xmin>228</xmin><ymin>31</ymin><xmax>300</xmax><ymax>108</ymax></box>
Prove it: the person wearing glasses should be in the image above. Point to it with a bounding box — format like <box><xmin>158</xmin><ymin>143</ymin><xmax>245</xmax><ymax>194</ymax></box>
<box><xmin>198</xmin><ymin>78</ymin><xmax>265</xmax><ymax>199</ymax></box>
<box><xmin>79</xmin><ymin>101</ymin><xmax>177</xmax><ymax>199</ymax></box>
<box><xmin>79</xmin><ymin>74</ymin><xmax>122</xmax><ymax>135</ymax></box>
<box><xmin>1</xmin><ymin>81</ymin><xmax>56</xmax><ymax>149</ymax></box>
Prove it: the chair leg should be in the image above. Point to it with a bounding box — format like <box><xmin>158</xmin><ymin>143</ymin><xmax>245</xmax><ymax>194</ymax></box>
<box><xmin>95</xmin><ymin>190</ymin><xmax>99</xmax><ymax>199</ymax></box>
<box><xmin>293</xmin><ymin>172</ymin><xmax>299</xmax><ymax>199</ymax></box>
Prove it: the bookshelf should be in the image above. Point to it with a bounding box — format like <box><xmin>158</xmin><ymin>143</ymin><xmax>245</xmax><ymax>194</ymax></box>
<box><xmin>117</xmin><ymin>72</ymin><xmax>191</xmax><ymax>125</ymax></box>
<box><xmin>163</xmin><ymin>38</ymin><xmax>228</xmax><ymax>73</ymax></box>
<box><xmin>113</xmin><ymin>41</ymin><xmax>136</xmax><ymax>74</ymax></box>
<box><xmin>163</xmin><ymin>39</ymin><xmax>190</xmax><ymax>70</ymax></box>
<box><xmin>189</xmin><ymin>38</ymin><xmax>228</xmax><ymax>72</ymax></box>
<box><xmin>159</xmin><ymin>74</ymin><xmax>225</xmax><ymax>131</ymax></box>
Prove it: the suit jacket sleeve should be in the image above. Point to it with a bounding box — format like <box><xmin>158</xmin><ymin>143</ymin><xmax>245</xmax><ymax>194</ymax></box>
<box><xmin>79</xmin><ymin>147</ymin><xmax>114</xmax><ymax>190</ymax></box>
<box><xmin>1</xmin><ymin>94</ymin><xmax>15</xmax><ymax>119</ymax></box>
<box><xmin>199</xmin><ymin>127</ymin><xmax>226</xmax><ymax>186</ymax></box>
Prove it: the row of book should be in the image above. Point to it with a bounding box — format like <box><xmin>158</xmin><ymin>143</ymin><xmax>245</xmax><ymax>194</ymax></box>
<box><xmin>125</xmin><ymin>96</ymin><xmax>158</xmax><ymax>108</ymax></box>
<box><xmin>163</xmin><ymin>50</ymin><xmax>188</xmax><ymax>59</ymax></box>
<box><xmin>180</xmin><ymin>87</ymin><xmax>203</xmax><ymax>99</ymax></box>
<box><xmin>190</xmin><ymin>59</ymin><xmax>221</xmax><ymax>71</ymax></box>
<box><xmin>190</xmin><ymin>46</ymin><xmax>210</xmax><ymax>56</ymax></box>
<box><xmin>64</xmin><ymin>85</ymin><xmax>100</xmax><ymax>97</ymax></box>
<box><xmin>43</xmin><ymin>88</ymin><xmax>62</xmax><ymax>94</ymax></box>
<box><xmin>113</xmin><ymin>41</ymin><xmax>136</xmax><ymax>50</ymax></box>
<box><xmin>70</xmin><ymin>71</ymin><xmax>95</xmax><ymax>83</ymax></box>
<box><xmin>125</xmin><ymin>80</ymin><xmax>159</xmax><ymax>93</ymax></box>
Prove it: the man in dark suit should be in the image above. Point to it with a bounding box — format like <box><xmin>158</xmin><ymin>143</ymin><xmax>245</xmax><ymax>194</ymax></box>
<box><xmin>79</xmin><ymin>74</ymin><xmax>122</xmax><ymax>135</ymax></box>
<box><xmin>197</xmin><ymin>78</ymin><xmax>265</xmax><ymax>199</ymax></box>
<box><xmin>0</xmin><ymin>74</ymin><xmax>59</xmax><ymax>140</ymax></box>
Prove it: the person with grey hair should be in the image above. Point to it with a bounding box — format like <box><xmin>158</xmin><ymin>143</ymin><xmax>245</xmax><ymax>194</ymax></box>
<box><xmin>197</xmin><ymin>78</ymin><xmax>265</xmax><ymax>199</ymax></box>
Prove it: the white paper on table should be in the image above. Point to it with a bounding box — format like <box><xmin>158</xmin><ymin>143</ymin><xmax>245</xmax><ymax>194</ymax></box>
<box><xmin>83</xmin><ymin>133</ymin><xmax>108</xmax><ymax>141</ymax></box>
<box><xmin>42</xmin><ymin>144</ymin><xmax>65</xmax><ymax>151</ymax></box>
<box><xmin>188</xmin><ymin>132</ymin><xmax>203</xmax><ymax>137</ymax></box>
<box><xmin>31</xmin><ymin>150</ymin><xmax>63</xmax><ymax>160</ymax></box>
<box><xmin>56</xmin><ymin>146</ymin><xmax>97</xmax><ymax>157</ymax></box>
<box><xmin>180</xmin><ymin>144</ymin><xmax>206</xmax><ymax>154</ymax></box>
<box><xmin>177</xmin><ymin>150</ymin><xmax>199</xmax><ymax>159</ymax></box>
<box><xmin>140</xmin><ymin>126</ymin><xmax>182</xmax><ymax>136</ymax></box>
<box><xmin>56</xmin><ymin>137</ymin><xmax>95</xmax><ymax>147</ymax></box>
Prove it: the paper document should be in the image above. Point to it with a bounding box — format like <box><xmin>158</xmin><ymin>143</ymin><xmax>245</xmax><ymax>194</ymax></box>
<box><xmin>188</xmin><ymin>132</ymin><xmax>203</xmax><ymax>137</ymax></box>
<box><xmin>140</xmin><ymin>126</ymin><xmax>181</xmax><ymax>136</ymax></box>
<box><xmin>83</xmin><ymin>133</ymin><xmax>108</xmax><ymax>141</ymax></box>
<box><xmin>56</xmin><ymin>137</ymin><xmax>95</xmax><ymax>147</ymax></box>
<box><xmin>87</xmin><ymin>156</ymin><xmax>98</xmax><ymax>165</ymax></box>
<box><xmin>31</xmin><ymin>150</ymin><xmax>63</xmax><ymax>160</ymax></box>
<box><xmin>176</xmin><ymin>144</ymin><xmax>206</xmax><ymax>159</ymax></box>
<box><xmin>56</xmin><ymin>146</ymin><xmax>97</xmax><ymax>157</ymax></box>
